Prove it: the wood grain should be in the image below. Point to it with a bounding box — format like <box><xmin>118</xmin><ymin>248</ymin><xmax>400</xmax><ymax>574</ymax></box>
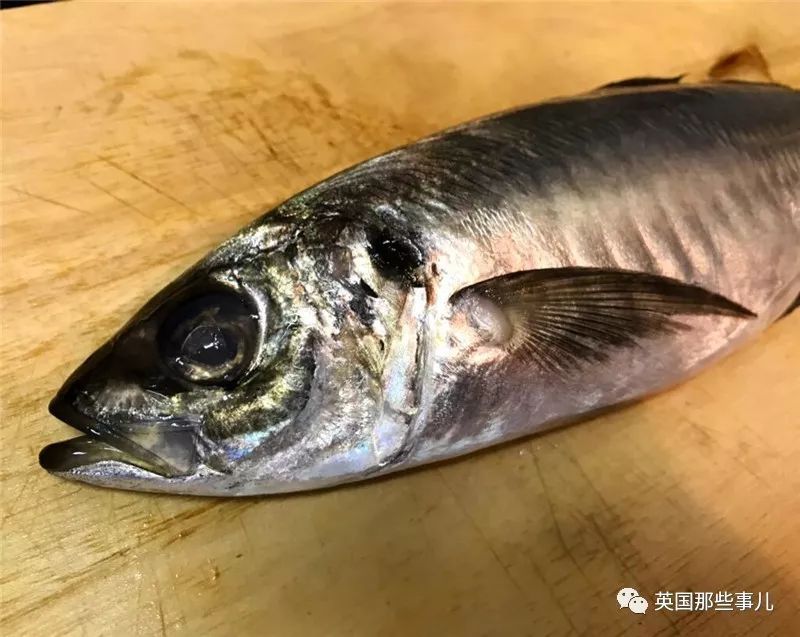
<box><xmin>2</xmin><ymin>3</ymin><xmax>799</xmax><ymax>636</ymax></box>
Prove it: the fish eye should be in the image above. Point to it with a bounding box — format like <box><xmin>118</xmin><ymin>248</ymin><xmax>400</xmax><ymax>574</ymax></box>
<box><xmin>158</xmin><ymin>289</ymin><xmax>259</xmax><ymax>386</ymax></box>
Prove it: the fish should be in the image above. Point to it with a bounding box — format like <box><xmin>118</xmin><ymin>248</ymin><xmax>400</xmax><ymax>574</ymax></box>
<box><xmin>39</xmin><ymin>78</ymin><xmax>800</xmax><ymax>496</ymax></box>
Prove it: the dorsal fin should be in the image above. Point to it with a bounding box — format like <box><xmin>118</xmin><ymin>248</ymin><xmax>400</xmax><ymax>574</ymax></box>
<box><xmin>595</xmin><ymin>75</ymin><xmax>684</xmax><ymax>91</ymax></box>
<box><xmin>708</xmin><ymin>45</ymin><xmax>774</xmax><ymax>83</ymax></box>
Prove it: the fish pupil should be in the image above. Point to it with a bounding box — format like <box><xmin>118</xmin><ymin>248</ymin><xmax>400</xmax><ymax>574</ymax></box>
<box><xmin>181</xmin><ymin>324</ymin><xmax>236</xmax><ymax>367</ymax></box>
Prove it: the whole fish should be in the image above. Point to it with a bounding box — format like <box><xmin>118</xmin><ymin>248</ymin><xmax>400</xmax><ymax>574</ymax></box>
<box><xmin>40</xmin><ymin>78</ymin><xmax>800</xmax><ymax>496</ymax></box>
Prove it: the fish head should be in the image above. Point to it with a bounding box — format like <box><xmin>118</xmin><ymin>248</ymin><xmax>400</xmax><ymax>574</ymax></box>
<box><xmin>41</xmin><ymin>212</ymin><xmax>428</xmax><ymax>495</ymax></box>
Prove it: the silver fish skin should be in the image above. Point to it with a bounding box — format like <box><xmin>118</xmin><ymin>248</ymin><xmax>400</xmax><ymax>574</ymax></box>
<box><xmin>40</xmin><ymin>80</ymin><xmax>800</xmax><ymax>496</ymax></box>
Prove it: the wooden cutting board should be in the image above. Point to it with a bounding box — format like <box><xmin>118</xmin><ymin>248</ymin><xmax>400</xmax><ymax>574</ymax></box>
<box><xmin>2</xmin><ymin>3</ymin><xmax>799</xmax><ymax>635</ymax></box>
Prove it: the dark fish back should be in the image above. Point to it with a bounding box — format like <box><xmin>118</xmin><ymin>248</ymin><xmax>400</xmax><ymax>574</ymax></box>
<box><xmin>299</xmin><ymin>83</ymin><xmax>800</xmax><ymax>237</ymax></box>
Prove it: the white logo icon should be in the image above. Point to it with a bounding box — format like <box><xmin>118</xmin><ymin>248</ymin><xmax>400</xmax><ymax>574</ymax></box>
<box><xmin>617</xmin><ymin>587</ymin><xmax>649</xmax><ymax>614</ymax></box>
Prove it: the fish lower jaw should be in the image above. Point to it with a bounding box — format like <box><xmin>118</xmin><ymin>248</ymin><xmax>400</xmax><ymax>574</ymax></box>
<box><xmin>37</xmin><ymin>454</ymin><xmax>221</xmax><ymax>494</ymax></box>
<box><xmin>43</xmin><ymin>394</ymin><xmax>199</xmax><ymax>478</ymax></box>
<box><xmin>39</xmin><ymin>435</ymin><xmax>169</xmax><ymax>477</ymax></box>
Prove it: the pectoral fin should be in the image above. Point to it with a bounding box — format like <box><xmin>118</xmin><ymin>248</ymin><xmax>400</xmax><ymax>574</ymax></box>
<box><xmin>781</xmin><ymin>291</ymin><xmax>800</xmax><ymax>319</ymax></box>
<box><xmin>451</xmin><ymin>267</ymin><xmax>756</xmax><ymax>373</ymax></box>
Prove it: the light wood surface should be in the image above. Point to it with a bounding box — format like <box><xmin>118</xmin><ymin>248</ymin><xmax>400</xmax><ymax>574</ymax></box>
<box><xmin>2</xmin><ymin>3</ymin><xmax>799</xmax><ymax>636</ymax></box>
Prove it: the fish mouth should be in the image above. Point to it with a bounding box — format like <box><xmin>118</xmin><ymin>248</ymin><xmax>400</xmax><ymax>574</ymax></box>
<box><xmin>40</xmin><ymin>394</ymin><xmax>199</xmax><ymax>478</ymax></box>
